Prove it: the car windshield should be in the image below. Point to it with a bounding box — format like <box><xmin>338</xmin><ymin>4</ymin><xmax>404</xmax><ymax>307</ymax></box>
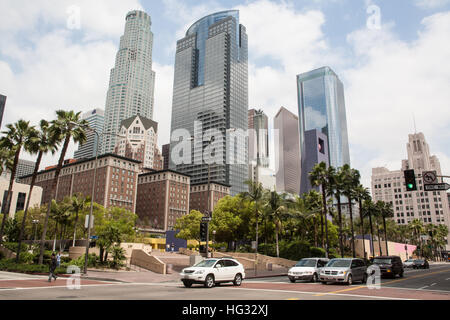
<box><xmin>193</xmin><ymin>260</ymin><xmax>218</xmax><ymax>268</ymax></box>
<box><xmin>415</xmin><ymin>260</ymin><xmax>424</xmax><ymax>263</ymax></box>
<box><xmin>406</xmin><ymin>259</ymin><xmax>414</xmax><ymax>262</ymax></box>
<box><xmin>373</xmin><ymin>258</ymin><xmax>392</xmax><ymax>265</ymax></box>
<box><xmin>295</xmin><ymin>259</ymin><xmax>316</xmax><ymax>267</ymax></box>
<box><xmin>326</xmin><ymin>259</ymin><xmax>351</xmax><ymax>268</ymax></box>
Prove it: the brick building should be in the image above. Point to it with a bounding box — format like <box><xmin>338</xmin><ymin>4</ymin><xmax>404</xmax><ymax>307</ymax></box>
<box><xmin>136</xmin><ymin>170</ymin><xmax>190</xmax><ymax>231</ymax></box>
<box><xmin>189</xmin><ymin>182</ymin><xmax>231</xmax><ymax>215</ymax></box>
<box><xmin>19</xmin><ymin>154</ymin><xmax>141</xmax><ymax>213</ymax></box>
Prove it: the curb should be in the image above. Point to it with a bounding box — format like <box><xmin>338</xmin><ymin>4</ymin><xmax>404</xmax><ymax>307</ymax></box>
<box><xmin>245</xmin><ymin>273</ymin><xmax>287</xmax><ymax>279</ymax></box>
<box><xmin>80</xmin><ymin>276</ymin><xmax>126</xmax><ymax>283</ymax></box>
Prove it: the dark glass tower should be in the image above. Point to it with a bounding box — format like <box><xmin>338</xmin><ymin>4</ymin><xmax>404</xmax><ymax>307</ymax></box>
<box><xmin>297</xmin><ymin>67</ymin><xmax>350</xmax><ymax>182</ymax></box>
<box><xmin>169</xmin><ymin>11</ymin><xmax>249</xmax><ymax>195</ymax></box>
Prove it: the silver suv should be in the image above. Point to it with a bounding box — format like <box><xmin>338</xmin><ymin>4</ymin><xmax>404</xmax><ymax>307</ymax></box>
<box><xmin>288</xmin><ymin>258</ymin><xmax>329</xmax><ymax>283</ymax></box>
<box><xmin>320</xmin><ymin>258</ymin><xmax>367</xmax><ymax>285</ymax></box>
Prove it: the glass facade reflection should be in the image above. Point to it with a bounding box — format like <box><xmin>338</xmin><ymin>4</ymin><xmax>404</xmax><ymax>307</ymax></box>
<box><xmin>297</xmin><ymin>67</ymin><xmax>350</xmax><ymax>175</ymax></box>
<box><xmin>170</xmin><ymin>11</ymin><xmax>248</xmax><ymax>195</ymax></box>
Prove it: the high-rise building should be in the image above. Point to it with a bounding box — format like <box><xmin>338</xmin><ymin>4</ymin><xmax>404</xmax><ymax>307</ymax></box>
<box><xmin>300</xmin><ymin>129</ymin><xmax>329</xmax><ymax>194</ymax></box>
<box><xmin>274</xmin><ymin>107</ymin><xmax>301</xmax><ymax>195</ymax></box>
<box><xmin>169</xmin><ymin>10</ymin><xmax>248</xmax><ymax>195</ymax></box>
<box><xmin>162</xmin><ymin>144</ymin><xmax>170</xmax><ymax>170</ymax></box>
<box><xmin>248</xmin><ymin>109</ymin><xmax>269</xmax><ymax>168</ymax></box>
<box><xmin>1</xmin><ymin>159</ymin><xmax>36</xmax><ymax>181</ymax></box>
<box><xmin>101</xmin><ymin>10</ymin><xmax>156</xmax><ymax>155</ymax></box>
<box><xmin>74</xmin><ymin>108</ymin><xmax>104</xmax><ymax>160</ymax></box>
<box><xmin>0</xmin><ymin>94</ymin><xmax>6</xmax><ymax>128</ymax></box>
<box><xmin>372</xmin><ymin>132</ymin><xmax>450</xmax><ymax>250</ymax></box>
<box><xmin>190</xmin><ymin>182</ymin><xmax>230</xmax><ymax>215</ymax></box>
<box><xmin>114</xmin><ymin>115</ymin><xmax>161</xmax><ymax>172</ymax></box>
<box><xmin>297</xmin><ymin>66</ymin><xmax>350</xmax><ymax>188</ymax></box>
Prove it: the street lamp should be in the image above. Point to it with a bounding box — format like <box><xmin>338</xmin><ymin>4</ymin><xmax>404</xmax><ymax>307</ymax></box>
<box><xmin>212</xmin><ymin>230</ymin><xmax>216</xmax><ymax>257</ymax></box>
<box><xmin>31</xmin><ymin>219</ymin><xmax>39</xmax><ymax>249</ymax></box>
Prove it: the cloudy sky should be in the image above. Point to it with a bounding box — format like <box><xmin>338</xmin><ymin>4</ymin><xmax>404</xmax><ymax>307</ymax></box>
<box><xmin>1</xmin><ymin>0</ymin><xmax>449</xmax><ymax>189</ymax></box>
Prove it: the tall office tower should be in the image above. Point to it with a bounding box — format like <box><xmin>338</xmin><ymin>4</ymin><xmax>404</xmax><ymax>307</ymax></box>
<box><xmin>169</xmin><ymin>10</ymin><xmax>249</xmax><ymax>195</ymax></box>
<box><xmin>297</xmin><ymin>66</ymin><xmax>350</xmax><ymax>193</ymax></box>
<box><xmin>101</xmin><ymin>10</ymin><xmax>156</xmax><ymax>155</ymax></box>
<box><xmin>74</xmin><ymin>108</ymin><xmax>104</xmax><ymax>160</ymax></box>
<box><xmin>1</xmin><ymin>159</ymin><xmax>36</xmax><ymax>181</ymax></box>
<box><xmin>0</xmin><ymin>94</ymin><xmax>6</xmax><ymax>128</ymax></box>
<box><xmin>248</xmin><ymin>109</ymin><xmax>269</xmax><ymax>168</ymax></box>
<box><xmin>162</xmin><ymin>144</ymin><xmax>170</xmax><ymax>170</ymax></box>
<box><xmin>274</xmin><ymin>107</ymin><xmax>301</xmax><ymax>195</ymax></box>
<box><xmin>372</xmin><ymin>132</ymin><xmax>450</xmax><ymax>250</ymax></box>
<box><xmin>301</xmin><ymin>129</ymin><xmax>329</xmax><ymax>194</ymax></box>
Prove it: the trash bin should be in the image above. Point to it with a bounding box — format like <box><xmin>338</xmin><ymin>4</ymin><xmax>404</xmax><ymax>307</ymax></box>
<box><xmin>267</xmin><ymin>263</ymin><xmax>273</xmax><ymax>271</ymax></box>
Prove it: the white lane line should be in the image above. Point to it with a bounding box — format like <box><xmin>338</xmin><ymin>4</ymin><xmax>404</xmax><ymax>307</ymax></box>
<box><xmin>430</xmin><ymin>283</ymin><xmax>437</xmax><ymax>286</ymax></box>
<box><xmin>222</xmin><ymin>287</ymin><xmax>414</xmax><ymax>300</ymax></box>
<box><xmin>0</xmin><ymin>283</ymin><xmax>122</xmax><ymax>292</ymax></box>
<box><xmin>381</xmin><ymin>286</ymin><xmax>450</xmax><ymax>294</ymax></box>
<box><xmin>418</xmin><ymin>286</ymin><xmax>429</xmax><ymax>290</ymax></box>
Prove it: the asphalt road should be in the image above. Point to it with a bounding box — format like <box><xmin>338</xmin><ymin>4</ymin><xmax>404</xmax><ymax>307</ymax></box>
<box><xmin>0</xmin><ymin>264</ymin><xmax>449</xmax><ymax>300</ymax></box>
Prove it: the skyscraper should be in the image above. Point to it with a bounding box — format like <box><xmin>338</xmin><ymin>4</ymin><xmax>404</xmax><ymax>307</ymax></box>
<box><xmin>169</xmin><ymin>10</ymin><xmax>248</xmax><ymax>195</ymax></box>
<box><xmin>297</xmin><ymin>67</ymin><xmax>350</xmax><ymax>190</ymax></box>
<box><xmin>372</xmin><ymin>132</ymin><xmax>450</xmax><ymax>250</ymax></box>
<box><xmin>274</xmin><ymin>107</ymin><xmax>301</xmax><ymax>195</ymax></box>
<box><xmin>0</xmin><ymin>94</ymin><xmax>6</xmax><ymax>128</ymax></box>
<box><xmin>101</xmin><ymin>10</ymin><xmax>156</xmax><ymax>155</ymax></box>
<box><xmin>248</xmin><ymin>109</ymin><xmax>269</xmax><ymax>168</ymax></box>
<box><xmin>74</xmin><ymin>108</ymin><xmax>104</xmax><ymax>160</ymax></box>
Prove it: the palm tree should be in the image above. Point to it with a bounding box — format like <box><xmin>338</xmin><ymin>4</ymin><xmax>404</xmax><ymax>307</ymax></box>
<box><xmin>374</xmin><ymin>201</ymin><xmax>385</xmax><ymax>255</ymax></box>
<box><xmin>265</xmin><ymin>190</ymin><xmax>288</xmax><ymax>257</ymax></box>
<box><xmin>242</xmin><ymin>180</ymin><xmax>265</xmax><ymax>263</ymax></box>
<box><xmin>50</xmin><ymin>199</ymin><xmax>71</xmax><ymax>252</ymax></box>
<box><xmin>38</xmin><ymin>110</ymin><xmax>87</xmax><ymax>264</ymax></box>
<box><xmin>354</xmin><ymin>184</ymin><xmax>371</xmax><ymax>259</ymax></box>
<box><xmin>363</xmin><ymin>199</ymin><xmax>376</xmax><ymax>258</ymax></box>
<box><xmin>300</xmin><ymin>190</ymin><xmax>322</xmax><ymax>247</ymax></box>
<box><xmin>341</xmin><ymin>165</ymin><xmax>361</xmax><ymax>258</ymax></box>
<box><xmin>310</xmin><ymin>162</ymin><xmax>335</xmax><ymax>258</ymax></box>
<box><xmin>0</xmin><ymin>120</ymin><xmax>37</xmax><ymax>243</ymax></box>
<box><xmin>70</xmin><ymin>193</ymin><xmax>89</xmax><ymax>247</ymax></box>
<box><xmin>409</xmin><ymin>219</ymin><xmax>424</xmax><ymax>257</ymax></box>
<box><xmin>331</xmin><ymin>168</ymin><xmax>345</xmax><ymax>258</ymax></box>
<box><xmin>379</xmin><ymin>201</ymin><xmax>394</xmax><ymax>256</ymax></box>
<box><xmin>16</xmin><ymin>120</ymin><xmax>59</xmax><ymax>262</ymax></box>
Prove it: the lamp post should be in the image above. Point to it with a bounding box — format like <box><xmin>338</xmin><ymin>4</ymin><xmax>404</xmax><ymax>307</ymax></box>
<box><xmin>212</xmin><ymin>230</ymin><xmax>216</xmax><ymax>257</ymax></box>
<box><xmin>31</xmin><ymin>219</ymin><xmax>39</xmax><ymax>249</ymax></box>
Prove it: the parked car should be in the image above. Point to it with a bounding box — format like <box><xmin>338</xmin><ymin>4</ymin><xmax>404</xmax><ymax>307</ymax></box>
<box><xmin>372</xmin><ymin>256</ymin><xmax>404</xmax><ymax>278</ymax></box>
<box><xmin>179</xmin><ymin>258</ymin><xmax>246</xmax><ymax>288</ymax></box>
<box><xmin>403</xmin><ymin>259</ymin><xmax>416</xmax><ymax>268</ymax></box>
<box><xmin>413</xmin><ymin>259</ymin><xmax>430</xmax><ymax>269</ymax></box>
<box><xmin>288</xmin><ymin>258</ymin><xmax>329</xmax><ymax>283</ymax></box>
<box><xmin>320</xmin><ymin>258</ymin><xmax>367</xmax><ymax>285</ymax></box>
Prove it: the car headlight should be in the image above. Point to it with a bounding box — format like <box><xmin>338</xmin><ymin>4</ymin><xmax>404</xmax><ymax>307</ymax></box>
<box><xmin>194</xmin><ymin>270</ymin><xmax>205</xmax><ymax>274</ymax></box>
<box><xmin>338</xmin><ymin>271</ymin><xmax>346</xmax><ymax>275</ymax></box>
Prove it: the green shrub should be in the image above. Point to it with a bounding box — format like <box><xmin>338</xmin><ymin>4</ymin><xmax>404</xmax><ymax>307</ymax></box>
<box><xmin>0</xmin><ymin>250</ymin><xmax>5</xmax><ymax>260</ymax></box>
<box><xmin>18</xmin><ymin>251</ymin><xmax>34</xmax><ymax>264</ymax></box>
<box><xmin>61</xmin><ymin>256</ymin><xmax>72</xmax><ymax>263</ymax></box>
<box><xmin>71</xmin><ymin>253</ymin><xmax>99</xmax><ymax>268</ymax></box>
<box><xmin>279</xmin><ymin>240</ymin><xmax>311</xmax><ymax>261</ymax></box>
<box><xmin>258</xmin><ymin>243</ymin><xmax>276</xmax><ymax>256</ymax></box>
<box><xmin>0</xmin><ymin>259</ymin><xmax>66</xmax><ymax>274</ymax></box>
<box><xmin>310</xmin><ymin>247</ymin><xmax>326</xmax><ymax>258</ymax></box>
<box><xmin>109</xmin><ymin>246</ymin><xmax>126</xmax><ymax>269</ymax></box>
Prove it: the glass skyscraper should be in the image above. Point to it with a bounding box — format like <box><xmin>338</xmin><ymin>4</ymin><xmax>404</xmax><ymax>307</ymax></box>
<box><xmin>169</xmin><ymin>10</ymin><xmax>248</xmax><ymax>195</ymax></box>
<box><xmin>101</xmin><ymin>10</ymin><xmax>156</xmax><ymax>154</ymax></box>
<box><xmin>297</xmin><ymin>67</ymin><xmax>350</xmax><ymax>186</ymax></box>
<box><xmin>74</xmin><ymin>108</ymin><xmax>104</xmax><ymax>160</ymax></box>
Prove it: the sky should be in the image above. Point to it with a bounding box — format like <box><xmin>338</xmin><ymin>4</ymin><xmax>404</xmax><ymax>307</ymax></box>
<box><xmin>0</xmin><ymin>0</ymin><xmax>450</xmax><ymax>189</ymax></box>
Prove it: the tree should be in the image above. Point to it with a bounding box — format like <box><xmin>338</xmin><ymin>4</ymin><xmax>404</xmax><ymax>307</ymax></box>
<box><xmin>0</xmin><ymin>120</ymin><xmax>37</xmax><ymax>243</ymax></box>
<box><xmin>379</xmin><ymin>201</ymin><xmax>394</xmax><ymax>255</ymax></box>
<box><xmin>241</xmin><ymin>180</ymin><xmax>265</xmax><ymax>257</ymax></box>
<box><xmin>409</xmin><ymin>219</ymin><xmax>425</xmax><ymax>258</ymax></box>
<box><xmin>354</xmin><ymin>184</ymin><xmax>371</xmax><ymax>259</ymax></box>
<box><xmin>16</xmin><ymin>119</ymin><xmax>59</xmax><ymax>261</ymax></box>
<box><xmin>69</xmin><ymin>193</ymin><xmax>89</xmax><ymax>247</ymax></box>
<box><xmin>309</xmin><ymin>162</ymin><xmax>335</xmax><ymax>257</ymax></box>
<box><xmin>174</xmin><ymin>210</ymin><xmax>204</xmax><ymax>246</ymax></box>
<box><xmin>341</xmin><ymin>164</ymin><xmax>360</xmax><ymax>258</ymax></box>
<box><xmin>210</xmin><ymin>197</ymin><xmax>243</xmax><ymax>247</ymax></box>
<box><xmin>264</xmin><ymin>190</ymin><xmax>289</xmax><ymax>258</ymax></box>
<box><xmin>302</xmin><ymin>190</ymin><xmax>323</xmax><ymax>247</ymax></box>
<box><xmin>362</xmin><ymin>200</ymin><xmax>376</xmax><ymax>258</ymax></box>
<box><xmin>50</xmin><ymin>199</ymin><xmax>71</xmax><ymax>252</ymax></box>
<box><xmin>331</xmin><ymin>168</ymin><xmax>345</xmax><ymax>258</ymax></box>
<box><xmin>38</xmin><ymin>110</ymin><xmax>87</xmax><ymax>264</ymax></box>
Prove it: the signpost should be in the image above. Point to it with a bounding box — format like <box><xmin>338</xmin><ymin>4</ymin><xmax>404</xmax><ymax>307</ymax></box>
<box><xmin>422</xmin><ymin>171</ymin><xmax>437</xmax><ymax>185</ymax></box>
<box><xmin>424</xmin><ymin>183</ymin><xmax>450</xmax><ymax>192</ymax></box>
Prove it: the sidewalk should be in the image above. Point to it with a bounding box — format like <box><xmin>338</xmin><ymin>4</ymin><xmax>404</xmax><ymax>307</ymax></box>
<box><xmin>81</xmin><ymin>268</ymin><xmax>180</xmax><ymax>283</ymax></box>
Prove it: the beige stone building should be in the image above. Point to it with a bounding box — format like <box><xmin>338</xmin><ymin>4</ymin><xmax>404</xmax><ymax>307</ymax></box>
<box><xmin>0</xmin><ymin>177</ymin><xmax>43</xmax><ymax>218</ymax></box>
<box><xmin>372</xmin><ymin>133</ymin><xmax>450</xmax><ymax>249</ymax></box>
<box><xmin>189</xmin><ymin>182</ymin><xmax>231</xmax><ymax>215</ymax></box>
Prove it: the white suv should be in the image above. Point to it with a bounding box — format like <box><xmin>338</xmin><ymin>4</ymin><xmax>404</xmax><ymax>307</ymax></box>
<box><xmin>180</xmin><ymin>258</ymin><xmax>246</xmax><ymax>288</ymax></box>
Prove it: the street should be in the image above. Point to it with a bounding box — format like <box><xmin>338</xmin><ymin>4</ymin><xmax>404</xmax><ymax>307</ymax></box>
<box><xmin>0</xmin><ymin>264</ymin><xmax>449</xmax><ymax>300</ymax></box>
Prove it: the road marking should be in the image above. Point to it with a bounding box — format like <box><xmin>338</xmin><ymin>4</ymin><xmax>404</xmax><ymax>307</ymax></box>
<box><xmin>226</xmin><ymin>287</ymin><xmax>413</xmax><ymax>300</ymax></box>
<box><xmin>430</xmin><ymin>283</ymin><xmax>437</xmax><ymax>287</ymax></box>
<box><xmin>380</xmin><ymin>286</ymin><xmax>450</xmax><ymax>294</ymax></box>
<box><xmin>0</xmin><ymin>283</ymin><xmax>120</xmax><ymax>292</ymax></box>
<box><xmin>418</xmin><ymin>286</ymin><xmax>429</xmax><ymax>290</ymax></box>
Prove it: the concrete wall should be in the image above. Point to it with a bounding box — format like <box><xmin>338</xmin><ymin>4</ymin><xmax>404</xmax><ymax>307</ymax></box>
<box><xmin>130</xmin><ymin>249</ymin><xmax>166</xmax><ymax>274</ymax></box>
<box><xmin>120</xmin><ymin>243</ymin><xmax>152</xmax><ymax>258</ymax></box>
<box><xmin>353</xmin><ymin>239</ymin><xmax>417</xmax><ymax>260</ymax></box>
<box><xmin>0</xmin><ymin>177</ymin><xmax>43</xmax><ymax>218</ymax></box>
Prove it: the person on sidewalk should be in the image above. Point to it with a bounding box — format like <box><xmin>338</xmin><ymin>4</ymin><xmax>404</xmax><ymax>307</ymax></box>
<box><xmin>48</xmin><ymin>253</ymin><xmax>58</xmax><ymax>282</ymax></box>
<box><xmin>171</xmin><ymin>243</ymin><xmax>175</xmax><ymax>253</ymax></box>
<box><xmin>56</xmin><ymin>251</ymin><xmax>61</xmax><ymax>267</ymax></box>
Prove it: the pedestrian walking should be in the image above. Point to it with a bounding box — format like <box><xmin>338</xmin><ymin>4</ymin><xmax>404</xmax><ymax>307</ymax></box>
<box><xmin>171</xmin><ymin>242</ymin><xmax>175</xmax><ymax>253</ymax></box>
<box><xmin>48</xmin><ymin>253</ymin><xmax>58</xmax><ymax>282</ymax></box>
<box><xmin>56</xmin><ymin>251</ymin><xmax>61</xmax><ymax>267</ymax></box>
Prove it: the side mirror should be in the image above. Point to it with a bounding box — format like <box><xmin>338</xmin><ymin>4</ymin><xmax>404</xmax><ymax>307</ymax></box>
<box><xmin>216</xmin><ymin>264</ymin><xmax>222</xmax><ymax>268</ymax></box>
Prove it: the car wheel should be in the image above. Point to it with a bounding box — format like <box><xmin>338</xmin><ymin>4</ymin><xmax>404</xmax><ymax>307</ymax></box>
<box><xmin>311</xmin><ymin>273</ymin><xmax>318</xmax><ymax>283</ymax></box>
<box><xmin>182</xmin><ymin>280</ymin><xmax>193</xmax><ymax>288</ymax></box>
<box><xmin>204</xmin><ymin>275</ymin><xmax>215</xmax><ymax>288</ymax></box>
<box><xmin>289</xmin><ymin>277</ymin><xmax>296</xmax><ymax>283</ymax></box>
<box><xmin>399</xmin><ymin>271</ymin><xmax>404</xmax><ymax>278</ymax></box>
<box><xmin>347</xmin><ymin>274</ymin><xmax>353</xmax><ymax>286</ymax></box>
<box><xmin>321</xmin><ymin>281</ymin><xmax>327</xmax><ymax>285</ymax></box>
<box><xmin>233</xmin><ymin>274</ymin><xmax>242</xmax><ymax>286</ymax></box>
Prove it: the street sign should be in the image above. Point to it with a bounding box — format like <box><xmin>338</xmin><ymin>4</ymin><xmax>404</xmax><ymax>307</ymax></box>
<box><xmin>424</xmin><ymin>183</ymin><xmax>450</xmax><ymax>191</ymax></box>
<box><xmin>90</xmin><ymin>236</ymin><xmax>98</xmax><ymax>240</ymax></box>
<box><xmin>84</xmin><ymin>215</ymin><xmax>94</xmax><ymax>228</ymax></box>
<box><xmin>423</xmin><ymin>171</ymin><xmax>437</xmax><ymax>185</ymax></box>
<box><xmin>202</xmin><ymin>216</ymin><xmax>212</xmax><ymax>222</ymax></box>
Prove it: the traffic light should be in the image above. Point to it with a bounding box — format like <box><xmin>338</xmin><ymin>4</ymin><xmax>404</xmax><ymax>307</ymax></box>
<box><xmin>404</xmin><ymin>169</ymin><xmax>417</xmax><ymax>191</ymax></box>
<box><xmin>200</xmin><ymin>222</ymin><xmax>208</xmax><ymax>242</ymax></box>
